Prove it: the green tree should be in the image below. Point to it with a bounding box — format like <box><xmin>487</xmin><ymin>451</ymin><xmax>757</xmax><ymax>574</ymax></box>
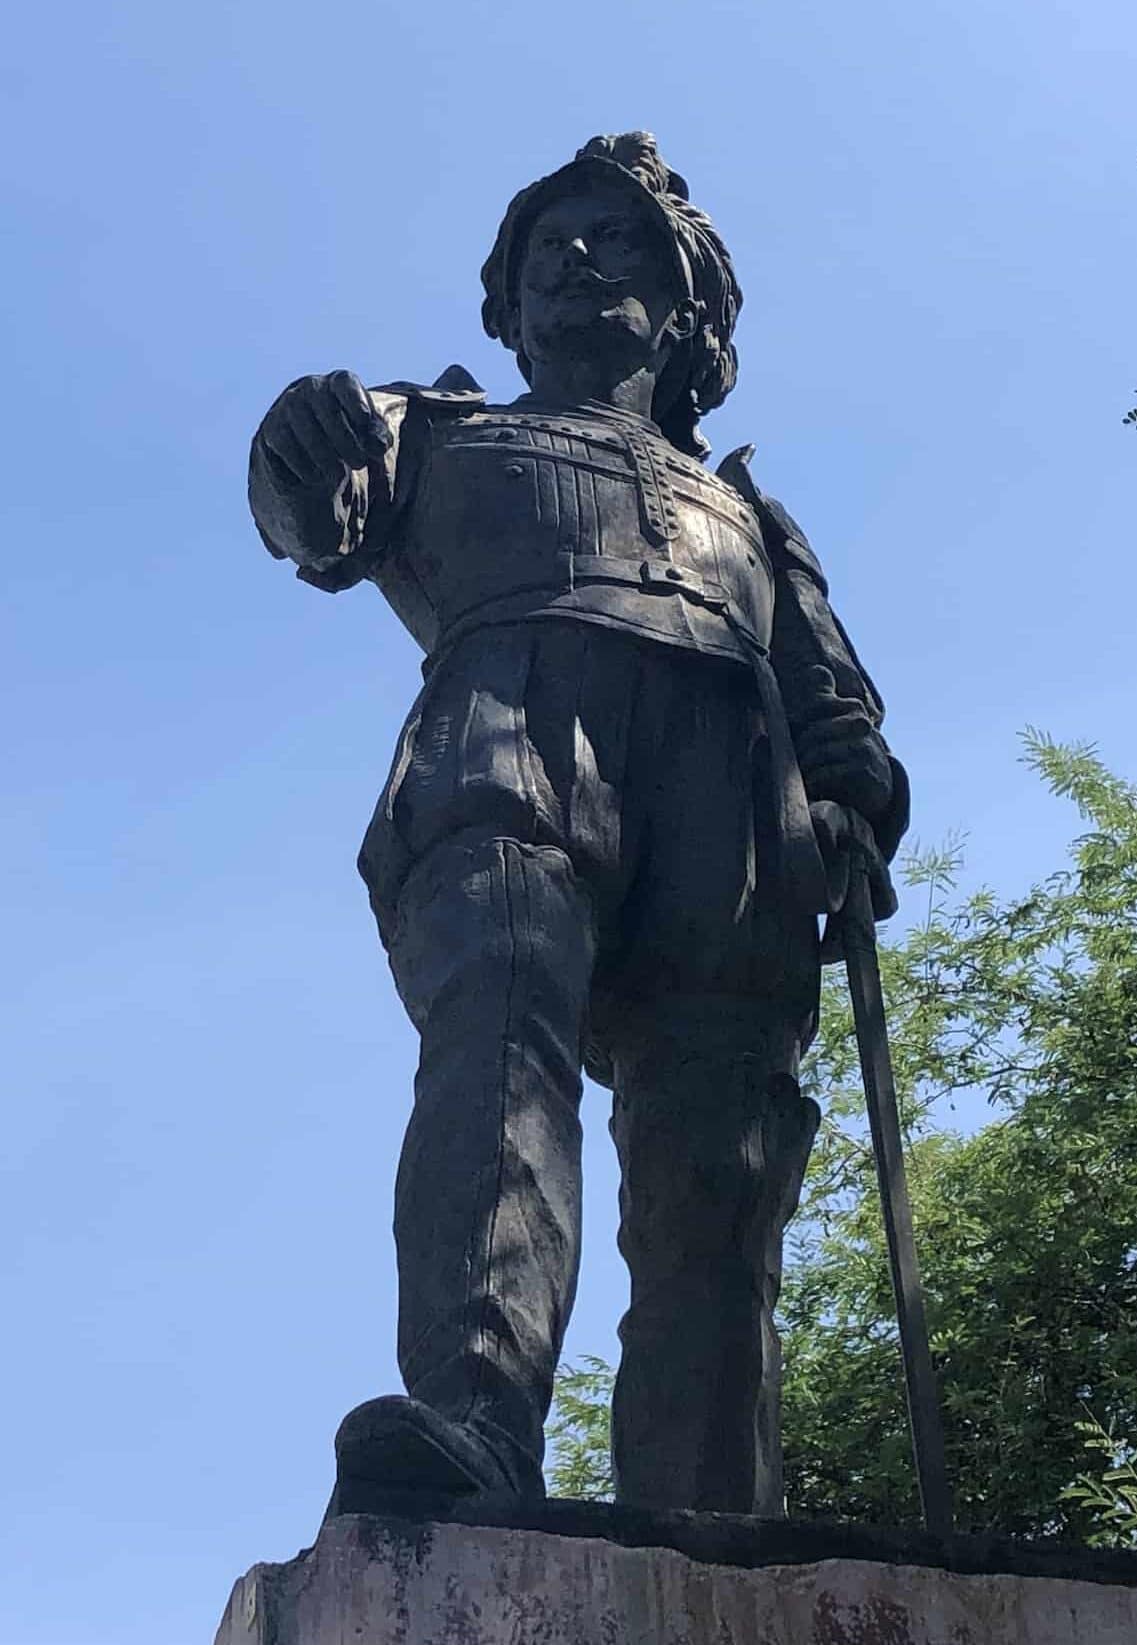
<box><xmin>547</xmin><ymin>736</ymin><xmax>1137</xmax><ymax>1544</ymax></box>
<box><xmin>546</xmin><ymin>1355</ymin><xmax>613</xmax><ymax>1500</ymax></box>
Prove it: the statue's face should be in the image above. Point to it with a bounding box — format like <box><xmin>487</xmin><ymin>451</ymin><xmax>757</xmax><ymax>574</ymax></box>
<box><xmin>515</xmin><ymin>185</ymin><xmax>688</xmax><ymax>373</ymax></box>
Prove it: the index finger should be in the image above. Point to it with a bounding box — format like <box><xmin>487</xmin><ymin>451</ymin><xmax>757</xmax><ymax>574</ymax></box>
<box><xmin>328</xmin><ymin>370</ymin><xmax>392</xmax><ymax>456</ymax></box>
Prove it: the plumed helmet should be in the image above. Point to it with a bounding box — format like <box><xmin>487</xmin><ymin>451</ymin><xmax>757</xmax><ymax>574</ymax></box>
<box><xmin>480</xmin><ymin>132</ymin><xmax>743</xmax><ymax>454</ymax></box>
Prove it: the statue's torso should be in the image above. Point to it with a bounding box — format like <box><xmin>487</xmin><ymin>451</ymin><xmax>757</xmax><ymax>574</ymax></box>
<box><xmin>379</xmin><ymin>405</ymin><xmax>774</xmax><ymax>664</ymax></box>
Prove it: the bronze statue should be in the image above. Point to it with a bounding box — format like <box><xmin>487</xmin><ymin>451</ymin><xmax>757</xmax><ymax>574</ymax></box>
<box><xmin>249</xmin><ymin>132</ymin><xmax>908</xmax><ymax>1521</ymax></box>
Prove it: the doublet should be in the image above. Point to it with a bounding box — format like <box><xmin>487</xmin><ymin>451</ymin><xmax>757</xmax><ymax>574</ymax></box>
<box><xmin>374</xmin><ymin>400</ymin><xmax>776</xmax><ymax>669</ymax></box>
<box><xmin>249</xmin><ymin>378</ymin><xmax>909</xmax><ymax>931</ymax></box>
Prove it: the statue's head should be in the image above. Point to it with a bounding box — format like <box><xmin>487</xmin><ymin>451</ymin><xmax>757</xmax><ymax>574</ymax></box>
<box><xmin>481</xmin><ymin>133</ymin><xmax>742</xmax><ymax>455</ymax></box>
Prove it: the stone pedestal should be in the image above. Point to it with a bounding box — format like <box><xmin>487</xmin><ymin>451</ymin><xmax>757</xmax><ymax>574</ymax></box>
<box><xmin>216</xmin><ymin>1509</ymin><xmax>1137</xmax><ymax>1644</ymax></box>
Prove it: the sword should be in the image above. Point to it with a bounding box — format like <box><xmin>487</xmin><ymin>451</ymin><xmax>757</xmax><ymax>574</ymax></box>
<box><xmin>841</xmin><ymin>854</ymin><xmax>954</xmax><ymax>1537</ymax></box>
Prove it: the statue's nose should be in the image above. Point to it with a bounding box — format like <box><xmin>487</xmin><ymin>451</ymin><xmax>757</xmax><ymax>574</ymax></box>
<box><xmin>563</xmin><ymin>237</ymin><xmax>590</xmax><ymax>263</ymax></box>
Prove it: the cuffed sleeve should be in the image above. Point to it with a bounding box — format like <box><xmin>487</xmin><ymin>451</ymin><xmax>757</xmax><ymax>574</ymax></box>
<box><xmin>247</xmin><ymin>388</ymin><xmax>411</xmax><ymax>592</ymax></box>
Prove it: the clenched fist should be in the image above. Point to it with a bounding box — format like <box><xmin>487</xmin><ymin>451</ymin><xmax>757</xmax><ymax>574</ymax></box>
<box><xmin>249</xmin><ymin>370</ymin><xmax>394</xmax><ymax>577</ymax></box>
<box><xmin>255</xmin><ymin>370</ymin><xmax>392</xmax><ymax>488</ymax></box>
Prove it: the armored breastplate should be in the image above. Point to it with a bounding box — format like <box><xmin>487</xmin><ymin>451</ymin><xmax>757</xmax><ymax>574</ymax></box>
<box><xmin>389</xmin><ymin>405</ymin><xmax>775</xmax><ymax>662</ymax></box>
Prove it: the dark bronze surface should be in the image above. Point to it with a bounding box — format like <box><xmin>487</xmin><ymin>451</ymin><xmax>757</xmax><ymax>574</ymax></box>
<box><xmin>248</xmin><ymin>131</ymin><xmax>916</xmax><ymax>1525</ymax></box>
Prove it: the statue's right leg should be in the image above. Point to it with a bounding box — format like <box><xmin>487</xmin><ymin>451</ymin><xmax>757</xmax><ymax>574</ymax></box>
<box><xmin>330</xmin><ymin>829</ymin><xmax>596</xmax><ymax>1515</ymax></box>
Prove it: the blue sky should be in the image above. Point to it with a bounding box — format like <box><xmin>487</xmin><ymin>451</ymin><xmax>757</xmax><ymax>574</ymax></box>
<box><xmin>2</xmin><ymin>2</ymin><xmax>1134</xmax><ymax>1640</ymax></box>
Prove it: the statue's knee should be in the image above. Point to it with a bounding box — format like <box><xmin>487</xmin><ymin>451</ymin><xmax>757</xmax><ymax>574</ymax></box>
<box><xmin>610</xmin><ymin>1027</ymin><xmax>819</xmax><ymax>1272</ymax></box>
<box><xmin>390</xmin><ymin>833</ymin><xmax>593</xmax><ymax>1028</ymax></box>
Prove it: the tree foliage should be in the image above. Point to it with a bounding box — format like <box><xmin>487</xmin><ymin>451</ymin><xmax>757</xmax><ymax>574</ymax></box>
<box><xmin>546</xmin><ymin>1355</ymin><xmax>613</xmax><ymax>1500</ymax></box>
<box><xmin>548</xmin><ymin>736</ymin><xmax>1137</xmax><ymax>1544</ymax></box>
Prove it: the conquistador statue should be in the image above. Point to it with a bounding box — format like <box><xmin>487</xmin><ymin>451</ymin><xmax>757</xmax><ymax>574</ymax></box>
<box><xmin>249</xmin><ymin>132</ymin><xmax>908</xmax><ymax>1521</ymax></box>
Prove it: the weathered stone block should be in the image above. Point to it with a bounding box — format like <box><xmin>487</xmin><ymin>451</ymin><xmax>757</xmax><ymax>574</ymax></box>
<box><xmin>215</xmin><ymin>1514</ymin><xmax>1137</xmax><ymax>1644</ymax></box>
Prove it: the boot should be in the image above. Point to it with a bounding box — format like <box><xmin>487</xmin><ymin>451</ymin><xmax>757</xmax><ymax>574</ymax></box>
<box><xmin>325</xmin><ymin>1395</ymin><xmax>535</xmax><ymax>1520</ymax></box>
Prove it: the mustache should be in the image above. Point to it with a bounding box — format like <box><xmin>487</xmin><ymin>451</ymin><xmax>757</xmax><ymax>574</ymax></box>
<box><xmin>537</xmin><ymin>268</ymin><xmax>631</xmax><ymax>299</ymax></box>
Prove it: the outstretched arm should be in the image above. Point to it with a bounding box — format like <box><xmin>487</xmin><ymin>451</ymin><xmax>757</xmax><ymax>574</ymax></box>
<box><xmin>248</xmin><ymin>370</ymin><xmax>404</xmax><ymax>591</ymax></box>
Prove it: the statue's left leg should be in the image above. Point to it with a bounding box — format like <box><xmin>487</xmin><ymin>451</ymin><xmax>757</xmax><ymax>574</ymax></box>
<box><xmin>593</xmin><ymin>645</ymin><xmax>824</xmax><ymax>1514</ymax></box>
<box><xmin>606</xmin><ymin>1000</ymin><xmax>819</xmax><ymax>1516</ymax></box>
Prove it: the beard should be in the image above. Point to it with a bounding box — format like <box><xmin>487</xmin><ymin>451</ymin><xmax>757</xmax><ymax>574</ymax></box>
<box><xmin>525</xmin><ymin>292</ymin><xmax>653</xmax><ymax>368</ymax></box>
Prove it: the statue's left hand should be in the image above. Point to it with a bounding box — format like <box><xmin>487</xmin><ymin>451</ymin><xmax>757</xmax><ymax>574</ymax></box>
<box><xmin>810</xmin><ymin>799</ymin><xmax>898</xmax><ymax>922</ymax></box>
<box><xmin>791</xmin><ymin>665</ymin><xmax>893</xmax><ymax>819</ymax></box>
